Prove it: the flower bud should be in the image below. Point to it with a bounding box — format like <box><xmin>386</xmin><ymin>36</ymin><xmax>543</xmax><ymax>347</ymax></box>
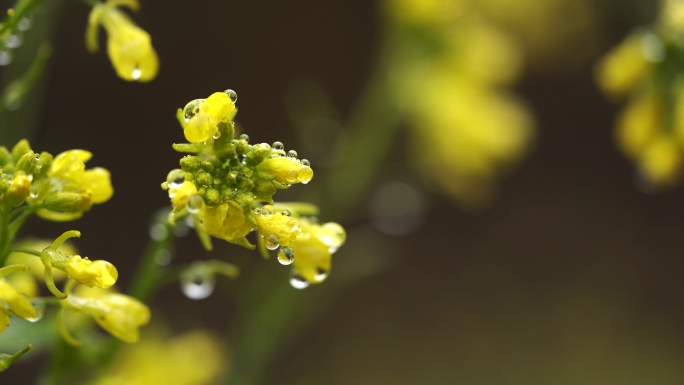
<box><xmin>0</xmin><ymin>344</ymin><xmax>33</xmax><ymax>372</ymax></box>
<box><xmin>64</xmin><ymin>256</ymin><xmax>118</xmax><ymax>289</ymax></box>
<box><xmin>43</xmin><ymin>192</ymin><xmax>84</xmax><ymax>212</ymax></box>
<box><xmin>0</xmin><ymin>278</ymin><xmax>38</xmax><ymax>320</ymax></box>
<box><xmin>257</xmin><ymin>157</ymin><xmax>313</xmax><ymax>185</ymax></box>
<box><xmin>11</xmin><ymin>139</ymin><xmax>31</xmax><ymax>164</ymax></box>
<box><xmin>5</xmin><ymin>172</ymin><xmax>31</xmax><ymax>207</ymax></box>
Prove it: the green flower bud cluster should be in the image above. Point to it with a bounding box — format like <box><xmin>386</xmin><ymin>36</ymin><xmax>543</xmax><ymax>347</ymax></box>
<box><xmin>0</xmin><ymin>139</ymin><xmax>113</xmax><ymax>221</ymax></box>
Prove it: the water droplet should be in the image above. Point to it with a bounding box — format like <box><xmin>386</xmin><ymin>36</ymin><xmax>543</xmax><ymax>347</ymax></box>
<box><xmin>277</xmin><ymin>246</ymin><xmax>295</xmax><ymax>265</ymax></box>
<box><xmin>213</xmin><ymin>131</ymin><xmax>222</xmax><ymax>139</ymax></box>
<box><xmin>224</xmin><ymin>89</ymin><xmax>238</xmax><ymax>103</ymax></box>
<box><xmin>0</xmin><ymin>50</ymin><xmax>13</xmax><ymax>66</ymax></box>
<box><xmin>26</xmin><ymin>301</ymin><xmax>45</xmax><ymax>322</ymax></box>
<box><xmin>239</xmin><ymin>134</ymin><xmax>250</xmax><ymax>142</ymax></box>
<box><xmin>186</xmin><ymin>194</ymin><xmax>202</xmax><ymax>214</ymax></box>
<box><xmin>264</xmin><ymin>234</ymin><xmax>280</xmax><ymax>250</ymax></box>
<box><xmin>166</xmin><ymin>169</ymin><xmax>185</xmax><ymax>189</ymax></box>
<box><xmin>289</xmin><ymin>273</ymin><xmax>310</xmax><ymax>289</ymax></box>
<box><xmin>6</xmin><ymin>34</ymin><xmax>23</xmax><ymax>49</ymax></box>
<box><xmin>301</xmin><ymin>159</ymin><xmax>310</xmax><ymax>167</ymax></box>
<box><xmin>154</xmin><ymin>249</ymin><xmax>172</xmax><ymax>266</ymax></box>
<box><xmin>285</xmin><ymin>169</ymin><xmax>298</xmax><ymax>183</ymax></box>
<box><xmin>288</xmin><ymin>150</ymin><xmax>298</xmax><ymax>159</ymax></box>
<box><xmin>29</xmin><ymin>186</ymin><xmax>39</xmax><ymax>199</ymax></box>
<box><xmin>18</xmin><ymin>17</ymin><xmax>32</xmax><ymax>31</ymax></box>
<box><xmin>180</xmin><ymin>273</ymin><xmax>216</xmax><ymax>300</ymax></box>
<box><xmin>272</xmin><ymin>141</ymin><xmax>284</xmax><ymax>151</ymax></box>
<box><xmin>183</xmin><ymin>99</ymin><xmax>202</xmax><ymax>122</ymax></box>
<box><xmin>280</xmin><ymin>209</ymin><xmax>291</xmax><ymax>217</ymax></box>
<box><xmin>314</xmin><ymin>267</ymin><xmax>328</xmax><ymax>282</ymax></box>
<box><xmin>260</xmin><ymin>205</ymin><xmax>275</xmax><ymax>218</ymax></box>
<box><xmin>149</xmin><ymin>223</ymin><xmax>168</xmax><ymax>241</ymax></box>
<box><xmin>131</xmin><ymin>67</ymin><xmax>142</xmax><ymax>80</ymax></box>
<box><xmin>320</xmin><ymin>222</ymin><xmax>346</xmax><ymax>253</ymax></box>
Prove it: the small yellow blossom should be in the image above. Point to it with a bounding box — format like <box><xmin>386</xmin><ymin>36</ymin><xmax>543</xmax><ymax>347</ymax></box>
<box><xmin>0</xmin><ymin>278</ymin><xmax>38</xmax><ymax>321</ymax></box>
<box><xmin>615</xmin><ymin>91</ymin><xmax>661</xmax><ymax>160</ymax></box>
<box><xmin>169</xmin><ymin>181</ymin><xmax>197</xmax><ymax>208</ymax></box>
<box><xmin>595</xmin><ymin>31</ymin><xmax>650</xmax><ymax>100</ymax></box>
<box><xmin>198</xmin><ymin>201</ymin><xmax>252</xmax><ymax>242</ymax></box>
<box><xmin>63</xmin><ymin>287</ymin><xmax>150</xmax><ymax>343</ymax></box>
<box><xmin>87</xmin><ymin>0</ymin><xmax>159</xmax><ymax>82</ymax></box>
<box><xmin>256</xmin><ymin>157</ymin><xmax>314</xmax><ymax>185</ymax></box>
<box><xmin>30</xmin><ymin>149</ymin><xmax>113</xmax><ymax>221</ymax></box>
<box><xmin>254</xmin><ymin>205</ymin><xmax>301</xmax><ymax>248</ymax></box>
<box><xmin>290</xmin><ymin>220</ymin><xmax>345</xmax><ymax>285</ymax></box>
<box><xmin>92</xmin><ymin>330</ymin><xmax>225</xmax><ymax>385</ymax></box>
<box><xmin>638</xmin><ymin>135</ymin><xmax>682</xmax><ymax>186</ymax></box>
<box><xmin>4</xmin><ymin>171</ymin><xmax>31</xmax><ymax>207</ymax></box>
<box><xmin>180</xmin><ymin>92</ymin><xmax>236</xmax><ymax>143</ymax></box>
<box><xmin>64</xmin><ymin>256</ymin><xmax>118</xmax><ymax>289</ymax></box>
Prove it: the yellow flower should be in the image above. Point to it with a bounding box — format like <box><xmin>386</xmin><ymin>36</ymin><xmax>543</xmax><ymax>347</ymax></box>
<box><xmin>595</xmin><ymin>31</ymin><xmax>650</xmax><ymax>100</ymax></box>
<box><xmin>256</xmin><ymin>157</ymin><xmax>314</xmax><ymax>185</ymax></box>
<box><xmin>291</xmin><ymin>220</ymin><xmax>346</xmax><ymax>285</ymax></box>
<box><xmin>87</xmin><ymin>0</ymin><xmax>159</xmax><ymax>82</ymax></box>
<box><xmin>254</xmin><ymin>205</ymin><xmax>301</xmax><ymax>248</ymax></box>
<box><xmin>92</xmin><ymin>330</ymin><xmax>225</xmax><ymax>385</ymax></box>
<box><xmin>637</xmin><ymin>135</ymin><xmax>682</xmax><ymax>187</ymax></box>
<box><xmin>4</xmin><ymin>171</ymin><xmax>31</xmax><ymax>207</ymax></box>
<box><xmin>30</xmin><ymin>149</ymin><xmax>113</xmax><ymax>221</ymax></box>
<box><xmin>615</xmin><ymin>91</ymin><xmax>660</xmax><ymax>160</ymax></box>
<box><xmin>64</xmin><ymin>256</ymin><xmax>118</xmax><ymax>289</ymax></box>
<box><xmin>0</xmin><ymin>278</ymin><xmax>37</xmax><ymax>322</ymax></box>
<box><xmin>64</xmin><ymin>287</ymin><xmax>150</xmax><ymax>343</ymax></box>
<box><xmin>6</xmin><ymin>238</ymin><xmax>74</xmax><ymax>281</ymax></box>
<box><xmin>180</xmin><ymin>92</ymin><xmax>236</xmax><ymax>143</ymax></box>
<box><xmin>198</xmin><ymin>201</ymin><xmax>252</xmax><ymax>242</ymax></box>
<box><xmin>662</xmin><ymin>0</ymin><xmax>684</xmax><ymax>32</ymax></box>
<box><xmin>169</xmin><ymin>181</ymin><xmax>197</xmax><ymax>208</ymax></box>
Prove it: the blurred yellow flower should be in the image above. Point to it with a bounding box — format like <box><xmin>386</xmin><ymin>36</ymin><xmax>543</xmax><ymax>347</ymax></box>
<box><xmin>63</xmin><ymin>286</ymin><xmax>150</xmax><ymax>343</ymax></box>
<box><xmin>0</xmin><ymin>278</ymin><xmax>37</xmax><ymax>323</ymax></box>
<box><xmin>291</xmin><ymin>219</ymin><xmax>346</xmax><ymax>285</ymax></box>
<box><xmin>87</xmin><ymin>0</ymin><xmax>159</xmax><ymax>82</ymax></box>
<box><xmin>595</xmin><ymin>31</ymin><xmax>651</xmax><ymax>100</ymax></box>
<box><xmin>92</xmin><ymin>330</ymin><xmax>225</xmax><ymax>385</ymax></box>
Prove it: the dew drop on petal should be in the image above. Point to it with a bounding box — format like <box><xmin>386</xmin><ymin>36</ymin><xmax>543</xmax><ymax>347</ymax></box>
<box><xmin>224</xmin><ymin>89</ymin><xmax>238</xmax><ymax>103</ymax></box>
<box><xmin>288</xmin><ymin>150</ymin><xmax>298</xmax><ymax>159</ymax></box>
<box><xmin>280</xmin><ymin>209</ymin><xmax>291</xmax><ymax>218</ymax></box>
<box><xmin>131</xmin><ymin>67</ymin><xmax>142</xmax><ymax>80</ymax></box>
<box><xmin>260</xmin><ymin>205</ymin><xmax>274</xmax><ymax>218</ymax></box>
<box><xmin>277</xmin><ymin>246</ymin><xmax>295</xmax><ymax>265</ymax></box>
<box><xmin>186</xmin><ymin>194</ymin><xmax>202</xmax><ymax>214</ymax></box>
<box><xmin>300</xmin><ymin>159</ymin><xmax>310</xmax><ymax>167</ymax></box>
<box><xmin>272</xmin><ymin>141</ymin><xmax>284</xmax><ymax>151</ymax></box>
<box><xmin>264</xmin><ymin>233</ymin><xmax>280</xmax><ymax>250</ymax></box>
<box><xmin>26</xmin><ymin>301</ymin><xmax>45</xmax><ymax>323</ymax></box>
<box><xmin>239</xmin><ymin>134</ymin><xmax>250</xmax><ymax>142</ymax></box>
<box><xmin>183</xmin><ymin>99</ymin><xmax>202</xmax><ymax>122</ymax></box>
<box><xmin>314</xmin><ymin>267</ymin><xmax>328</xmax><ymax>282</ymax></box>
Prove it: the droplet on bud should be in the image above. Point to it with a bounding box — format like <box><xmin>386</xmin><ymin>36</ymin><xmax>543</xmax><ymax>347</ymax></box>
<box><xmin>260</xmin><ymin>205</ymin><xmax>275</xmax><ymax>218</ymax></box>
<box><xmin>301</xmin><ymin>159</ymin><xmax>311</xmax><ymax>167</ymax></box>
<box><xmin>131</xmin><ymin>67</ymin><xmax>142</xmax><ymax>80</ymax></box>
<box><xmin>264</xmin><ymin>233</ymin><xmax>280</xmax><ymax>250</ymax></box>
<box><xmin>272</xmin><ymin>141</ymin><xmax>284</xmax><ymax>151</ymax></box>
<box><xmin>186</xmin><ymin>194</ymin><xmax>202</xmax><ymax>214</ymax></box>
<box><xmin>280</xmin><ymin>209</ymin><xmax>291</xmax><ymax>217</ymax></box>
<box><xmin>26</xmin><ymin>300</ymin><xmax>45</xmax><ymax>323</ymax></box>
<box><xmin>277</xmin><ymin>246</ymin><xmax>295</xmax><ymax>265</ymax></box>
<box><xmin>314</xmin><ymin>267</ymin><xmax>328</xmax><ymax>282</ymax></box>
<box><xmin>166</xmin><ymin>169</ymin><xmax>186</xmax><ymax>189</ymax></box>
<box><xmin>183</xmin><ymin>99</ymin><xmax>202</xmax><ymax>122</ymax></box>
<box><xmin>288</xmin><ymin>150</ymin><xmax>298</xmax><ymax>159</ymax></box>
<box><xmin>224</xmin><ymin>89</ymin><xmax>238</xmax><ymax>103</ymax></box>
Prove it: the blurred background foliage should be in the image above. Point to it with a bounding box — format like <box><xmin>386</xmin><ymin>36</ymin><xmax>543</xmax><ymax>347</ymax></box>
<box><xmin>5</xmin><ymin>0</ymin><xmax>684</xmax><ymax>384</ymax></box>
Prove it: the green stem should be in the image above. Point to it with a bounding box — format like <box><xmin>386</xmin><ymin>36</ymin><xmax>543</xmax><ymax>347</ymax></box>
<box><xmin>0</xmin><ymin>0</ymin><xmax>44</xmax><ymax>39</ymax></box>
<box><xmin>7</xmin><ymin>246</ymin><xmax>40</xmax><ymax>256</ymax></box>
<box><xmin>0</xmin><ymin>204</ymin><xmax>12</xmax><ymax>265</ymax></box>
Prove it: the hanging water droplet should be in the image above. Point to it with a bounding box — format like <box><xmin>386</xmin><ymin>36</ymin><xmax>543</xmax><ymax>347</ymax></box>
<box><xmin>320</xmin><ymin>222</ymin><xmax>346</xmax><ymax>253</ymax></box>
<box><xmin>180</xmin><ymin>273</ymin><xmax>216</xmax><ymax>300</ymax></box>
<box><xmin>29</xmin><ymin>186</ymin><xmax>39</xmax><ymax>199</ymax></box>
<box><xmin>260</xmin><ymin>205</ymin><xmax>275</xmax><ymax>218</ymax></box>
<box><xmin>285</xmin><ymin>169</ymin><xmax>298</xmax><ymax>183</ymax></box>
<box><xmin>272</xmin><ymin>141</ymin><xmax>284</xmax><ymax>151</ymax></box>
<box><xmin>26</xmin><ymin>300</ymin><xmax>45</xmax><ymax>323</ymax></box>
<box><xmin>264</xmin><ymin>233</ymin><xmax>280</xmax><ymax>250</ymax></box>
<box><xmin>166</xmin><ymin>169</ymin><xmax>185</xmax><ymax>189</ymax></box>
<box><xmin>289</xmin><ymin>273</ymin><xmax>310</xmax><ymax>289</ymax></box>
<box><xmin>288</xmin><ymin>150</ymin><xmax>298</xmax><ymax>159</ymax></box>
<box><xmin>0</xmin><ymin>50</ymin><xmax>13</xmax><ymax>66</ymax></box>
<box><xmin>239</xmin><ymin>134</ymin><xmax>250</xmax><ymax>142</ymax></box>
<box><xmin>18</xmin><ymin>17</ymin><xmax>32</xmax><ymax>31</ymax></box>
<box><xmin>314</xmin><ymin>267</ymin><xmax>328</xmax><ymax>282</ymax></box>
<box><xmin>131</xmin><ymin>67</ymin><xmax>142</xmax><ymax>80</ymax></box>
<box><xmin>183</xmin><ymin>99</ymin><xmax>202</xmax><ymax>122</ymax></box>
<box><xmin>186</xmin><ymin>194</ymin><xmax>202</xmax><ymax>214</ymax></box>
<box><xmin>224</xmin><ymin>89</ymin><xmax>238</xmax><ymax>103</ymax></box>
<box><xmin>301</xmin><ymin>159</ymin><xmax>310</xmax><ymax>167</ymax></box>
<box><xmin>277</xmin><ymin>246</ymin><xmax>295</xmax><ymax>265</ymax></box>
<box><xmin>5</xmin><ymin>34</ymin><xmax>23</xmax><ymax>49</ymax></box>
<box><xmin>154</xmin><ymin>249</ymin><xmax>172</xmax><ymax>266</ymax></box>
<box><xmin>213</xmin><ymin>131</ymin><xmax>222</xmax><ymax>139</ymax></box>
<box><xmin>280</xmin><ymin>209</ymin><xmax>291</xmax><ymax>217</ymax></box>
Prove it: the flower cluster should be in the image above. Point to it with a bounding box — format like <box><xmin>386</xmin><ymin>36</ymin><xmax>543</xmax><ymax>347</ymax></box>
<box><xmin>163</xmin><ymin>89</ymin><xmax>345</xmax><ymax>286</ymax></box>
<box><xmin>86</xmin><ymin>0</ymin><xmax>159</xmax><ymax>82</ymax></box>
<box><xmin>596</xmin><ymin>0</ymin><xmax>684</xmax><ymax>188</ymax></box>
<box><xmin>0</xmin><ymin>139</ymin><xmax>113</xmax><ymax>221</ymax></box>
<box><xmin>386</xmin><ymin>0</ymin><xmax>535</xmax><ymax>207</ymax></box>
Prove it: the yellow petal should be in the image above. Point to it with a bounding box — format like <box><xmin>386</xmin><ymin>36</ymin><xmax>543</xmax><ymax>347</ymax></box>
<box><xmin>83</xmin><ymin>168</ymin><xmax>114</xmax><ymax>204</ymax></box>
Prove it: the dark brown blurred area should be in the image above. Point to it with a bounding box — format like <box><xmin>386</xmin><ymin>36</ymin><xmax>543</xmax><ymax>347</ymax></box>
<box><xmin>5</xmin><ymin>0</ymin><xmax>684</xmax><ymax>384</ymax></box>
